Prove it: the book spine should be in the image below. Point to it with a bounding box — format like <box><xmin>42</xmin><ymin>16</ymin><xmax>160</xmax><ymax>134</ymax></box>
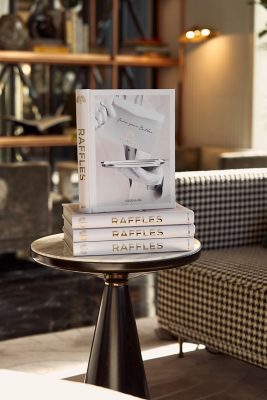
<box><xmin>83</xmin><ymin>23</ymin><xmax>89</xmax><ymax>53</ymax></box>
<box><xmin>76</xmin><ymin>14</ymin><xmax>83</xmax><ymax>53</ymax></box>
<box><xmin>65</xmin><ymin>10</ymin><xmax>73</xmax><ymax>52</ymax></box>
<box><xmin>65</xmin><ymin>208</ymin><xmax>194</xmax><ymax>229</ymax></box>
<box><xmin>65</xmin><ymin>236</ymin><xmax>195</xmax><ymax>256</ymax></box>
<box><xmin>64</xmin><ymin>221</ymin><xmax>195</xmax><ymax>242</ymax></box>
<box><xmin>76</xmin><ymin>90</ymin><xmax>91</xmax><ymax>211</ymax></box>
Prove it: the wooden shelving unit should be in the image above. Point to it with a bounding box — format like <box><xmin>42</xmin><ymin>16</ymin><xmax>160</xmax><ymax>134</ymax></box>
<box><xmin>0</xmin><ymin>0</ymin><xmax>179</xmax><ymax>150</ymax></box>
<box><xmin>0</xmin><ymin>135</ymin><xmax>76</xmax><ymax>149</ymax></box>
<box><xmin>114</xmin><ymin>54</ymin><xmax>177</xmax><ymax>67</ymax></box>
<box><xmin>0</xmin><ymin>51</ymin><xmax>112</xmax><ymax>66</ymax></box>
<box><xmin>0</xmin><ymin>51</ymin><xmax>177</xmax><ymax>68</ymax></box>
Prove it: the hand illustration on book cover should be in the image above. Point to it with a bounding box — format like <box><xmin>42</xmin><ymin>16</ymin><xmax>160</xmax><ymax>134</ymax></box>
<box><xmin>94</xmin><ymin>93</ymin><xmax>169</xmax><ymax>206</ymax></box>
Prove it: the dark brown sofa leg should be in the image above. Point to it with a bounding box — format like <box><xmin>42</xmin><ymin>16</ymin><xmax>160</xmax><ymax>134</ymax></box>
<box><xmin>178</xmin><ymin>336</ymin><xmax>184</xmax><ymax>358</ymax></box>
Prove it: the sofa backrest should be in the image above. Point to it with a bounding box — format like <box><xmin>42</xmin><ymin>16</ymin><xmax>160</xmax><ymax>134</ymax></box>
<box><xmin>175</xmin><ymin>168</ymin><xmax>267</xmax><ymax>250</ymax></box>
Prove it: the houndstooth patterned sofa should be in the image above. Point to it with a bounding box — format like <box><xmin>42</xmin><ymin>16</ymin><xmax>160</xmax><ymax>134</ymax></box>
<box><xmin>157</xmin><ymin>168</ymin><xmax>267</xmax><ymax>368</ymax></box>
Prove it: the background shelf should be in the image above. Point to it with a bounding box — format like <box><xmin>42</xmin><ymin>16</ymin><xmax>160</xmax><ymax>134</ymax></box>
<box><xmin>0</xmin><ymin>51</ymin><xmax>112</xmax><ymax>66</ymax></box>
<box><xmin>0</xmin><ymin>0</ymin><xmax>180</xmax><ymax>164</ymax></box>
<box><xmin>0</xmin><ymin>51</ymin><xmax>178</xmax><ymax>68</ymax></box>
<box><xmin>0</xmin><ymin>135</ymin><xmax>76</xmax><ymax>148</ymax></box>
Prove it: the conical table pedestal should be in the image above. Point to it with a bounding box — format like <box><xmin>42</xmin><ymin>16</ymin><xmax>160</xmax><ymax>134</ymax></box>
<box><xmin>31</xmin><ymin>233</ymin><xmax>201</xmax><ymax>399</ymax></box>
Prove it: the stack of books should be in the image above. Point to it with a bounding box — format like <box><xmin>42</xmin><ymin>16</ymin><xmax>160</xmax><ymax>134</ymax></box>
<box><xmin>63</xmin><ymin>88</ymin><xmax>196</xmax><ymax>256</ymax></box>
<box><xmin>63</xmin><ymin>203</ymin><xmax>195</xmax><ymax>256</ymax></box>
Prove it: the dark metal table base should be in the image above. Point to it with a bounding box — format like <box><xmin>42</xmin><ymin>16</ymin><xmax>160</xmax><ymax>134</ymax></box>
<box><xmin>31</xmin><ymin>234</ymin><xmax>201</xmax><ymax>399</ymax></box>
<box><xmin>86</xmin><ymin>273</ymin><xmax>149</xmax><ymax>399</ymax></box>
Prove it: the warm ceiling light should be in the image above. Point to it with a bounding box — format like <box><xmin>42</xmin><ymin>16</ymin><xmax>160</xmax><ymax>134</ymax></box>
<box><xmin>185</xmin><ymin>30</ymin><xmax>194</xmax><ymax>39</ymax></box>
<box><xmin>179</xmin><ymin>26</ymin><xmax>218</xmax><ymax>43</ymax></box>
<box><xmin>201</xmin><ymin>28</ymin><xmax>211</xmax><ymax>37</ymax></box>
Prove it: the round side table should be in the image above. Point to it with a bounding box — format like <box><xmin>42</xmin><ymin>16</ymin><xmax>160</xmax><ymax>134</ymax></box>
<box><xmin>31</xmin><ymin>233</ymin><xmax>201</xmax><ymax>399</ymax></box>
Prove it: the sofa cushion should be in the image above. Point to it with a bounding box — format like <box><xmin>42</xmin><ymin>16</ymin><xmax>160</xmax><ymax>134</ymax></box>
<box><xmin>157</xmin><ymin>245</ymin><xmax>267</xmax><ymax>368</ymax></box>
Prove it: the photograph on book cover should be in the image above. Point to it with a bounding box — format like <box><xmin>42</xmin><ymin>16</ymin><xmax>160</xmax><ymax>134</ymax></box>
<box><xmin>76</xmin><ymin>89</ymin><xmax>175</xmax><ymax>213</ymax></box>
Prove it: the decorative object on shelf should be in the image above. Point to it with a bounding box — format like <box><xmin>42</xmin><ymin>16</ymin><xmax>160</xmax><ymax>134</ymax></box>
<box><xmin>0</xmin><ymin>14</ymin><xmax>29</xmax><ymax>50</ymax></box>
<box><xmin>64</xmin><ymin>3</ymin><xmax>84</xmax><ymax>53</ymax></box>
<box><xmin>135</xmin><ymin>45</ymin><xmax>170</xmax><ymax>57</ymax></box>
<box><xmin>32</xmin><ymin>43</ymin><xmax>69</xmax><ymax>53</ymax></box>
<box><xmin>60</xmin><ymin>0</ymin><xmax>81</xmax><ymax>8</ymax></box>
<box><xmin>178</xmin><ymin>26</ymin><xmax>219</xmax><ymax>43</ymax></box>
<box><xmin>2</xmin><ymin>114</ymin><xmax>72</xmax><ymax>135</ymax></box>
<box><xmin>123</xmin><ymin>37</ymin><xmax>171</xmax><ymax>57</ymax></box>
<box><xmin>28</xmin><ymin>0</ymin><xmax>65</xmax><ymax>41</ymax></box>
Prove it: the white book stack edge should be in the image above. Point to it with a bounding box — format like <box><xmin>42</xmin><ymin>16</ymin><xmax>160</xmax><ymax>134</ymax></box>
<box><xmin>63</xmin><ymin>203</ymin><xmax>194</xmax><ymax>228</ymax></box>
<box><xmin>62</xmin><ymin>203</ymin><xmax>195</xmax><ymax>256</ymax></box>
<box><xmin>63</xmin><ymin>218</ymin><xmax>195</xmax><ymax>242</ymax></box>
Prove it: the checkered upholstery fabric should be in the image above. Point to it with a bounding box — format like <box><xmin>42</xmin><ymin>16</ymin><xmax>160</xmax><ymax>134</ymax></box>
<box><xmin>157</xmin><ymin>168</ymin><xmax>267</xmax><ymax>368</ymax></box>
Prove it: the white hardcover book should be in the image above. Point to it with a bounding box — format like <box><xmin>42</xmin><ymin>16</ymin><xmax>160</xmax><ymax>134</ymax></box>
<box><xmin>64</xmin><ymin>232</ymin><xmax>195</xmax><ymax>256</ymax></box>
<box><xmin>63</xmin><ymin>217</ymin><xmax>195</xmax><ymax>242</ymax></box>
<box><xmin>63</xmin><ymin>202</ymin><xmax>194</xmax><ymax>229</ymax></box>
<box><xmin>75</xmin><ymin>88</ymin><xmax>176</xmax><ymax>213</ymax></box>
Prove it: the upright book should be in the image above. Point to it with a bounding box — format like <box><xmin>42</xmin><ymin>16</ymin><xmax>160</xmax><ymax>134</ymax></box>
<box><xmin>63</xmin><ymin>203</ymin><xmax>194</xmax><ymax>229</ymax></box>
<box><xmin>75</xmin><ymin>88</ymin><xmax>176</xmax><ymax>213</ymax></box>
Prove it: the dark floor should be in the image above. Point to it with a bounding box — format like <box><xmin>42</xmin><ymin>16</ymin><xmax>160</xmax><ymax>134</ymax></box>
<box><xmin>0</xmin><ymin>253</ymin><xmax>156</xmax><ymax>341</ymax></box>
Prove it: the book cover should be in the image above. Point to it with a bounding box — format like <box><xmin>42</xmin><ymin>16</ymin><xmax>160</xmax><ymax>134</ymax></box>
<box><xmin>63</xmin><ymin>217</ymin><xmax>195</xmax><ymax>242</ymax></box>
<box><xmin>75</xmin><ymin>88</ymin><xmax>175</xmax><ymax>213</ymax></box>
<box><xmin>64</xmin><ymin>231</ymin><xmax>195</xmax><ymax>256</ymax></box>
<box><xmin>62</xmin><ymin>203</ymin><xmax>194</xmax><ymax>229</ymax></box>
